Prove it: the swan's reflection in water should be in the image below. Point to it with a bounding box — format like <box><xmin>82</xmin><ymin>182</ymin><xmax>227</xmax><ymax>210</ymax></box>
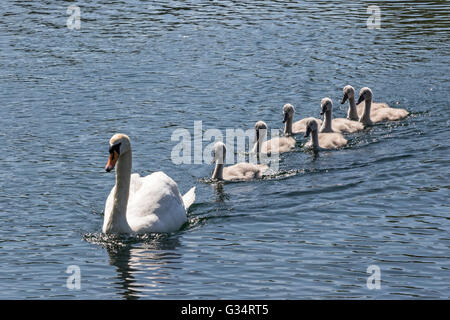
<box><xmin>105</xmin><ymin>235</ymin><xmax>182</xmax><ymax>300</ymax></box>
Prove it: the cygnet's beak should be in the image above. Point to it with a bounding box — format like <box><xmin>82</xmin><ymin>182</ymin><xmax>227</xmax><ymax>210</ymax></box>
<box><xmin>282</xmin><ymin>112</ymin><xmax>288</xmax><ymax>123</ymax></box>
<box><xmin>341</xmin><ymin>93</ymin><xmax>348</xmax><ymax>104</ymax></box>
<box><xmin>304</xmin><ymin>126</ymin><xmax>311</xmax><ymax>138</ymax></box>
<box><xmin>357</xmin><ymin>94</ymin><xmax>365</xmax><ymax>105</ymax></box>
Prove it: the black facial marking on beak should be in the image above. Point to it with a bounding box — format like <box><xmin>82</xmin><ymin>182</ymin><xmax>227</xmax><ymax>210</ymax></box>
<box><xmin>357</xmin><ymin>94</ymin><xmax>365</xmax><ymax>105</ymax></box>
<box><xmin>341</xmin><ymin>93</ymin><xmax>348</xmax><ymax>104</ymax></box>
<box><xmin>320</xmin><ymin>102</ymin><xmax>328</xmax><ymax>115</ymax></box>
<box><xmin>109</xmin><ymin>142</ymin><xmax>121</xmax><ymax>155</ymax></box>
<box><xmin>256</xmin><ymin>129</ymin><xmax>260</xmax><ymax>153</ymax></box>
<box><xmin>282</xmin><ymin>112</ymin><xmax>288</xmax><ymax>123</ymax></box>
<box><xmin>304</xmin><ymin>126</ymin><xmax>311</xmax><ymax>138</ymax></box>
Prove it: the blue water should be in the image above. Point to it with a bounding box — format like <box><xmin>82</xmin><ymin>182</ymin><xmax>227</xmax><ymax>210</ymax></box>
<box><xmin>0</xmin><ymin>1</ymin><xmax>449</xmax><ymax>299</ymax></box>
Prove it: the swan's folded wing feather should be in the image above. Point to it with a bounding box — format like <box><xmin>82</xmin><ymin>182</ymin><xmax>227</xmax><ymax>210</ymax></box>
<box><xmin>370</xmin><ymin>107</ymin><xmax>409</xmax><ymax>122</ymax></box>
<box><xmin>318</xmin><ymin>132</ymin><xmax>347</xmax><ymax>149</ymax></box>
<box><xmin>357</xmin><ymin>101</ymin><xmax>389</xmax><ymax>117</ymax></box>
<box><xmin>126</xmin><ymin>171</ymin><xmax>187</xmax><ymax>233</ymax></box>
<box><xmin>332</xmin><ymin>118</ymin><xmax>364</xmax><ymax>133</ymax></box>
<box><xmin>182</xmin><ymin>186</ymin><xmax>196</xmax><ymax>210</ymax></box>
<box><xmin>262</xmin><ymin>136</ymin><xmax>295</xmax><ymax>154</ymax></box>
<box><xmin>129</xmin><ymin>173</ymin><xmax>143</xmax><ymax>195</ymax></box>
<box><xmin>223</xmin><ymin>163</ymin><xmax>268</xmax><ymax>180</ymax></box>
<box><xmin>292</xmin><ymin>117</ymin><xmax>322</xmax><ymax>133</ymax></box>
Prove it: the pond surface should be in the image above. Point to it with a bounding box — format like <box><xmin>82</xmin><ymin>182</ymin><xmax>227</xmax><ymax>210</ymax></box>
<box><xmin>0</xmin><ymin>1</ymin><xmax>449</xmax><ymax>299</ymax></box>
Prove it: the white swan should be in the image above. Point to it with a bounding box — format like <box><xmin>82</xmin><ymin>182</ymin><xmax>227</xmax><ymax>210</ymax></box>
<box><xmin>304</xmin><ymin>119</ymin><xmax>347</xmax><ymax>150</ymax></box>
<box><xmin>212</xmin><ymin>142</ymin><xmax>268</xmax><ymax>181</ymax></box>
<box><xmin>319</xmin><ymin>98</ymin><xmax>364</xmax><ymax>133</ymax></box>
<box><xmin>103</xmin><ymin>133</ymin><xmax>196</xmax><ymax>234</ymax></box>
<box><xmin>252</xmin><ymin>120</ymin><xmax>295</xmax><ymax>154</ymax></box>
<box><xmin>283</xmin><ymin>103</ymin><xmax>322</xmax><ymax>134</ymax></box>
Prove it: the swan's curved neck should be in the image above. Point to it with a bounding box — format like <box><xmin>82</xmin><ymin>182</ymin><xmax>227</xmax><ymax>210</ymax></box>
<box><xmin>360</xmin><ymin>98</ymin><xmax>372</xmax><ymax>125</ymax></box>
<box><xmin>284</xmin><ymin>117</ymin><xmax>293</xmax><ymax>136</ymax></box>
<box><xmin>321</xmin><ymin>110</ymin><xmax>333</xmax><ymax>133</ymax></box>
<box><xmin>347</xmin><ymin>97</ymin><xmax>359</xmax><ymax>121</ymax></box>
<box><xmin>310</xmin><ymin>129</ymin><xmax>320</xmax><ymax>150</ymax></box>
<box><xmin>105</xmin><ymin>150</ymin><xmax>132</xmax><ymax>233</ymax></box>
<box><xmin>212</xmin><ymin>162</ymin><xmax>224</xmax><ymax>180</ymax></box>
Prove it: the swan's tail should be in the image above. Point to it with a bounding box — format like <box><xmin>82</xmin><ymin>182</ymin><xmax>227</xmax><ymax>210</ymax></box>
<box><xmin>182</xmin><ymin>186</ymin><xmax>196</xmax><ymax>211</ymax></box>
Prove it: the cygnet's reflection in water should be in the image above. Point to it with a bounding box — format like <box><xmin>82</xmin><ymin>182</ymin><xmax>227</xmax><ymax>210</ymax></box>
<box><xmin>212</xmin><ymin>182</ymin><xmax>230</xmax><ymax>203</ymax></box>
<box><xmin>105</xmin><ymin>234</ymin><xmax>182</xmax><ymax>300</ymax></box>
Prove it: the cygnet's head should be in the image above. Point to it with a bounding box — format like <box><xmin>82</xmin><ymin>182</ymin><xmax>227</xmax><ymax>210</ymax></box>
<box><xmin>320</xmin><ymin>98</ymin><xmax>333</xmax><ymax>115</ymax></box>
<box><xmin>357</xmin><ymin>87</ymin><xmax>373</xmax><ymax>104</ymax></box>
<box><xmin>304</xmin><ymin>119</ymin><xmax>318</xmax><ymax>138</ymax></box>
<box><xmin>254</xmin><ymin>120</ymin><xmax>268</xmax><ymax>143</ymax></box>
<box><xmin>212</xmin><ymin>141</ymin><xmax>226</xmax><ymax>164</ymax></box>
<box><xmin>341</xmin><ymin>85</ymin><xmax>355</xmax><ymax>104</ymax></box>
<box><xmin>282</xmin><ymin>104</ymin><xmax>295</xmax><ymax>123</ymax></box>
<box><xmin>105</xmin><ymin>133</ymin><xmax>131</xmax><ymax>172</ymax></box>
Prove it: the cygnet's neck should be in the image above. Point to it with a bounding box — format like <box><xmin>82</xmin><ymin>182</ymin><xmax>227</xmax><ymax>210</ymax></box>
<box><xmin>310</xmin><ymin>129</ymin><xmax>320</xmax><ymax>150</ymax></box>
<box><xmin>212</xmin><ymin>161</ymin><xmax>224</xmax><ymax>180</ymax></box>
<box><xmin>359</xmin><ymin>98</ymin><xmax>372</xmax><ymax>125</ymax></box>
<box><xmin>104</xmin><ymin>151</ymin><xmax>132</xmax><ymax>234</ymax></box>
<box><xmin>252</xmin><ymin>130</ymin><xmax>267</xmax><ymax>154</ymax></box>
<box><xmin>320</xmin><ymin>110</ymin><xmax>333</xmax><ymax>133</ymax></box>
<box><xmin>347</xmin><ymin>96</ymin><xmax>359</xmax><ymax>121</ymax></box>
<box><xmin>284</xmin><ymin>116</ymin><xmax>293</xmax><ymax>136</ymax></box>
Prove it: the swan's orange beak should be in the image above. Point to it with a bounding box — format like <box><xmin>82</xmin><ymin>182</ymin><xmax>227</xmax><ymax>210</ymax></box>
<box><xmin>105</xmin><ymin>151</ymin><xmax>119</xmax><ymax>172</ymax></box>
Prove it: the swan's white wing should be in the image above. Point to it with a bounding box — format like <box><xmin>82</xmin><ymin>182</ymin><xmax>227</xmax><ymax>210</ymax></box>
<box><xmin>126</xmin><ymin>171</ymin><xmax>188</xmax><ymax>233</ymax></box>
<box><xmin>129</xmin><ymin>173</ymin><xmax>143</xmax><ymax>195</ymax></box>
<box><xmin>182</xmin><ymin>186</ymin><xmax>196</xmax><ymax>210</ymax></box>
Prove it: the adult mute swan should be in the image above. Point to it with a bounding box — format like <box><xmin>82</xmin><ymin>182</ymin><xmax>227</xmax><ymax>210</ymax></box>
<box><xmin>283</xmin><ymin>103</ymin><xmax>322</xmax><ymax>134</ymax></box>
<box><xmin>212</xmin><ymin>142</ymin><xmax>268</xmax><ymax>181</ymax></box>
<box><xmin>252</xmin><ymin>120</ymin><xmax>295</xmax><ymax>154</ymax></box>
<box><xmin>304</xmin><ymin>119</ymin><xmax>347</xmax><ymax>150</ymax></box>
<box><xmin>103</xmin><ymin>133</ymin><xmax>196</xmax><ymax>234</ymax></box>
<box><xmin>319</xmin><ymin>98</ymin><xmax>364</xmax><ymax>133</ymax></box>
